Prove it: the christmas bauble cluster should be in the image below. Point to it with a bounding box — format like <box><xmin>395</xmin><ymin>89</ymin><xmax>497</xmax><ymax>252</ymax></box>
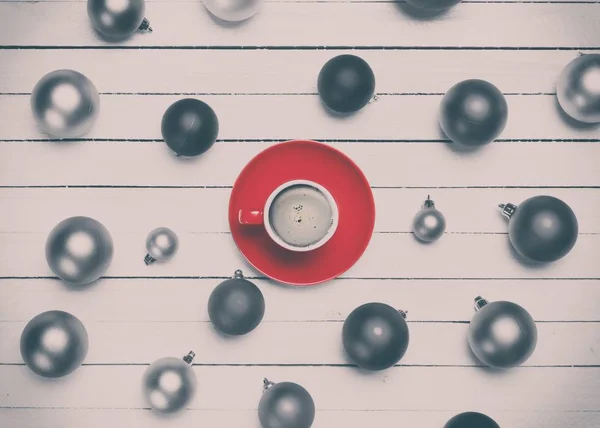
<box><xmin>19</xmin><ymin>2</ymin><xmax>593</xmax><ymax>427</ymax></box>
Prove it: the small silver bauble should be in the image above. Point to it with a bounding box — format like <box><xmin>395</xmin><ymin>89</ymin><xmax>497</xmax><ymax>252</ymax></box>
<box><xmin>468</xmin><ymin>296</ymin><xmax>538</xmax><ymax>369</ymax></box>
<box><xmin>20</xmin><ymin>310</ymin><xmax>89</xmax><ymax>378</ymax></box>
<box><xmin>143</xmin><ymin>351</ymin><xmax>197</xmax><ymax>414</ymax></box>
<box><xmin>144</xmin><ymin>227</ymin><xmax>179</xmax><ymax>265</ymax></box>
<box><xmin>88</xmin><ymin>0</ymin><xmax>152</xmax><ymax>40</ymax></box>
<box><xmin>412</xmin><ymin>196</ymin><xmax>446</xmax><ymax>242</ymax></box>
<box><xmin>46</xmin><ymin>216</ymin><xmax>114</xmax><ymax>286</ymax></box>
<box><xmin>258</xmin><ymin>379</ymin><xmax>316</xmax><ymax>428</ymax></box>
<box><xmin>31</xmin><ymin>70</ymin><xmax>100</xmax><ymax>138</ymax></box>
<box><xmin>203</xmin><ymin>0</ymin><xmax>262</xmax><ymax>22</ymax></box>
<box><xmin>556</xmin><ymin>54</ymin><xmax>600</xmax><ymax>123</ymax></box>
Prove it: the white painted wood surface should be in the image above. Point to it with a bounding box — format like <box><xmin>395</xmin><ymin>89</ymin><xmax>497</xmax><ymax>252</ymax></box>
<box><xmin>0</xmin><ymin>0</ymin><xmax>599</xmax><ymax>427</ymax></box>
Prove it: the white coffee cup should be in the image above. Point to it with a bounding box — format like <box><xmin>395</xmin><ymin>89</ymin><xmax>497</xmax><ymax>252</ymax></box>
<box><xmin>238</xmin><ymin>180</ymin><xmax>339</xmax><ymax>252</ymax></box>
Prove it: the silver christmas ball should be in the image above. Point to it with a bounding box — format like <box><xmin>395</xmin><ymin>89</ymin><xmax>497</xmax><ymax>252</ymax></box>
<box><xmin>46</xmin><ymin>216</ymin><xmax>114</xmax><ymax>286</ymax></box>
<box><xmin>144</xmin><ymin>227</ymin><xmax>179</xmax><ymax>265</ymax></box>
<box><xmin>20</xmin><ymin>310</ymin><xmax>89</xmax><ymax>378</ymax></box>
<box><xmin>557</xmin><ymin>54</ymin><xmax>600</xmax><ymax>123</ymax></box>
<box><xmin>143</xmin><ymin>352</ymin><xmax>197</xmax><ymax>414</ymax></box>
<box><xmin>31</xmin><ymin>70</ymin><xmax>100</xmax><ymax>138</ymax></box>
<box><xmin>88</xmin><ymin>0</ymin><xmax>151</xmax><ymax>40</ymax></box>
<box><xmin>258</xmin><ymin>379</ymin><xmax>315</xmax><ymax>428</ymax></box>
<box><xmin>203</xmin><ymin>0</ymin><xmax>262</xmax><ymax>22</ymax></box>
<box><xmin>468</xmin><ymin>296</ymin><xmax>537</xmax><ymax>369</ymax></box>
<box><xmin>412</xmin><ymin>196</ymin><xmax>446</xmax><ymax>242</ymax></box>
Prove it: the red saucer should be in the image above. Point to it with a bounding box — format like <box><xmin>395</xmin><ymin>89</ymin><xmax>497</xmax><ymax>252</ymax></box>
<box><xmin>228</xmin><ymin>140</ymin><xmax>375</xmax><ymax>286</ymax></box>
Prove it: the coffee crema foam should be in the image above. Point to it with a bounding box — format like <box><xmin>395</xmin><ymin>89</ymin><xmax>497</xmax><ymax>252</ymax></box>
<box><xmin>268</xmin><ymin>184</ymin><xmax>335</xmax><ymax>248</ymax></box>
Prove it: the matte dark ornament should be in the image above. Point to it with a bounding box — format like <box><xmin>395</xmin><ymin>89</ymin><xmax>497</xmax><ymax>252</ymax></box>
<box><xmin>412</xmin><ymin>195</ymin><xmax>446</xmax><ymax>242</ymax></box>
<box><xmin>468</xmin><ymin>296</ymin><xmax>537</xmax><ymax>369</ymax></box>
<box><xmin>258</xmin><ymin>379</ymin><xmax>316</xmax><ymax>428</ymax></box>
<box><xmin>208</xmin><ymin>270</ymin><xmax>265</xmax><ymax>336</ymax></box>
<box><xmin>342</xmin><ymin>302</ymin><xmax>409</xmax><ymax>371</ymax></box>
<box><xmin>88</xmin><ymin>0</ymin><xmax>151</xmax><ymax>40</ymax></box>
<box><xmin>405</xmin><ymin>0</ymin><xmax>461</xmax><ymax>10</ymax></box>
<box><xmin>556</xmin><ymin>54</ymin><xmax>600</xmax><ymax>123</ymax></box>
<box><xmin>499</xmin><ymin>195</ymin><xmax>578</xmax><ymax>263</ymax></box>
<box><xmin>317</xmin><ymin>55</ymin><xmax>376</xmax><ymax>114</ymax></box>
<box><xmin>143</xmin><ymin>351</ymin><xmax>197</xmax><ymax>414</ymax></box>
<box><xmin>161</xmin><ymin>98</ymin><xmax>219</xmax><ymax>157</ymax></box>
<box><xmin>439</xmin><ymin>79</ymin><xmax>508</xmax><ymax>147</ymax></box>
<box><xmin>46</xmin><ymin>216</ymin><xmax>114</xmax><ymax>286</ymax></box>
<box><xmin>20</xmin><ymin>310</ymin><xmax>89</xmax><ymax>378</ymax></box>
<box><xmin>444</xmin><ymin>411</ymin><xmax>500</xmax><ymax>428</ymax></box>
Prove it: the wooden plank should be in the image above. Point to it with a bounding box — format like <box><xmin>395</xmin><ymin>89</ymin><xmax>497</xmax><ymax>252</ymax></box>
<box><xmin>1</xmin><ymin>142</ymin><xmax>599</xmax><ymax>187</ymax></box>
<box><xmin>0</xmin><ymin>232</ymin><xmax>596</xmax><ymax>278</ymax></box>
<box><xmin>0</xmin><ymin>188</ymin><xmax>598</xmax><ymax>234</ymax></box>
<box><xmin>0</xmin><ymin>366</ymin><xmax>598</xmax><ymax>410</ymax></box>
<box><xmin>0</xmin><ymin>50</ymin><xmax>593</xmax><ymax>95</ymax></box>
<box><xmin>1</xmin><ymin>94</ymin><xmax>599</xmax><ymax>141</ymax></box>
<box><xmin>0</xmin><ymin>321</ymin><xmax>598</xmax><ymax>366</ymax></box>
<box><xmin>2</xmin><ymin>409</ymin><xmax>599</xmax><ymax>428</ymax></box>
<box><xmin>0</xmin><ymin>3</ymin><xmax>599</xmax><ymax>47</ymax></box>
<box><xmin>1</xmin><ymin>278</ymin><xmax>599</xmax><ymax>322</ymax></box>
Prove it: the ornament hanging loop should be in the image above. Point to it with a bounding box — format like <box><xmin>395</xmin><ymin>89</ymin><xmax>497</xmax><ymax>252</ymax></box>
<box><xmin>233</xmin><ymin>269</ymin><xmax>244</xmax><ymax>279</ymax></box>
<box><xmin>183</xmin><ymin>351</ymin><xmax>196</xmax><ymax>365</ymax></box>
<box><xmin>499</xmin><ymin>203</ymin><xmax>517</xmax><ymax>219</ymax></box>
<box><xmin>263</xmin><ymin>378</ymin><xmax>276</xmax><ymax>391</ymax></box>
<box><xmin>423</xmin><ymin>195</ymin><xmax>435</xmax><ymax>209</ymax></box>
<box><xmin>368</xmin><ymin>94</ymin><xmax>379</xmax><ymax>104</ymax></box>
<box><xmin>138</xmin><ymin>17</ymin><xmax>153</xmax><ymax>33</ymax></box>
<box><xmin>474</xmin><ymin>296</ymin><xmax>489</xmax><ymax>312</ymax></box>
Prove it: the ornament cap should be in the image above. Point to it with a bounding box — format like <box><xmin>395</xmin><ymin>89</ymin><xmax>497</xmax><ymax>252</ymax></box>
<box><xmin>138</xmin><ymin>17</ymin><xmax>152</xmax><ymax>33</ymax></box>
<box><xmin>144</xmin><ymin>253</ymin><xmax>157</xmax><ymax>265</ymax></box>
<box><xmin>474</xmin><ymin>296</ymin><xmax>489</xmax><ymax>312</ymax></box>
<box><xmin>233</xmin><ymin>269</ymin><xmax>244</xmax><ymax>279</ymax></box>
<box><xmin>263</xmin><ymin>378</ymin><xmax>276</xmax><ymax>391</ymax></box>
<box><xmin>499</xmin><ymin>203</ymin><xmax>517</xmax><ymax>219</ymax></box>
<box><xmin>423</xmin><ymin>195</ymin><xmax>435</xmax><ymax>209</ymax></box>
<box><xmin>368</xmin><ymin>94</ymin><xmax>379</xmax><ymax>104</ymax></box>
<box><xmin>183</xmin><ymin>351</ymin><xmax>195</xmax><ymax>365</ymax></box>
<box><xmin>397</xmin><ymin>309</ymin><xmax>408</xmax><ymax>319</ymax></box>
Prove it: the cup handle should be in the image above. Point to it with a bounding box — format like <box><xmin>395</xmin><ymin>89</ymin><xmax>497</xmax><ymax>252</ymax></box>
<box><xmin>238</xmin><ymin>209</ymin><xmax>264</xmax><ymax>225</ymax></box>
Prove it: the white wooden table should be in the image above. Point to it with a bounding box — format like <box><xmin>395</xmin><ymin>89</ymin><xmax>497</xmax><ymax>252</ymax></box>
<box><xmin>0</xmin><ymin>0</ymin><xmax>599</xmax><ymax>427</ymax></box>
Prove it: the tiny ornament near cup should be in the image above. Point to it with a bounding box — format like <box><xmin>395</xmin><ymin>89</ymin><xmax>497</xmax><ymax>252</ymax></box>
<box><xmin>238</xmin><ymin>180</ymin><xmax>339</xmax><ymax>253</ymax></box>
<box><xmin>144</xmin><ymin>227</ymin><xmax>179</xmax><ymax>265</ymax></box>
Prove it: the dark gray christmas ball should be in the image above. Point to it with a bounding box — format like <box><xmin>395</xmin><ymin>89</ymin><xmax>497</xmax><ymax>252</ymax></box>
<box><xmin>500</xmin><ymin>195</ymin><xmax>578</xmax><ymax>263</ymax></box>
<box><xmin>444</xmin><ymin>412</ymin><xmax>500</xmax><ymax>428</ymax></box>
<box><xmin>208</xmin><ymin>270</ymin><xmax>265</xmax><ymax>335</ymax></box>
<box><xmin>258</xmin><ymin>379</ymin><xmax>315</xmax><ymax>428</ymax></box>
<box><xmin>318</xmin><ymin>54</ymin><xmax>376</xmax><ymax>114</ymax></box>
<box><xmin>342</xmin><ymin>302</ymin><xmax>409</xmax><ymax>371</ymax></box>
<box><xmin>439</xmin><ymin>79</ymin><xmax>508</xmax><ymax>147</ymax></box>
<box><xmin>406</xmin><ymin>0</ymin><xmax>461</xmax><ymax>10</ymax></box>
<box><xmin>161</xmin><ymin>98</ymin><xmax>219</xmax><ymax>157</ymax></box>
